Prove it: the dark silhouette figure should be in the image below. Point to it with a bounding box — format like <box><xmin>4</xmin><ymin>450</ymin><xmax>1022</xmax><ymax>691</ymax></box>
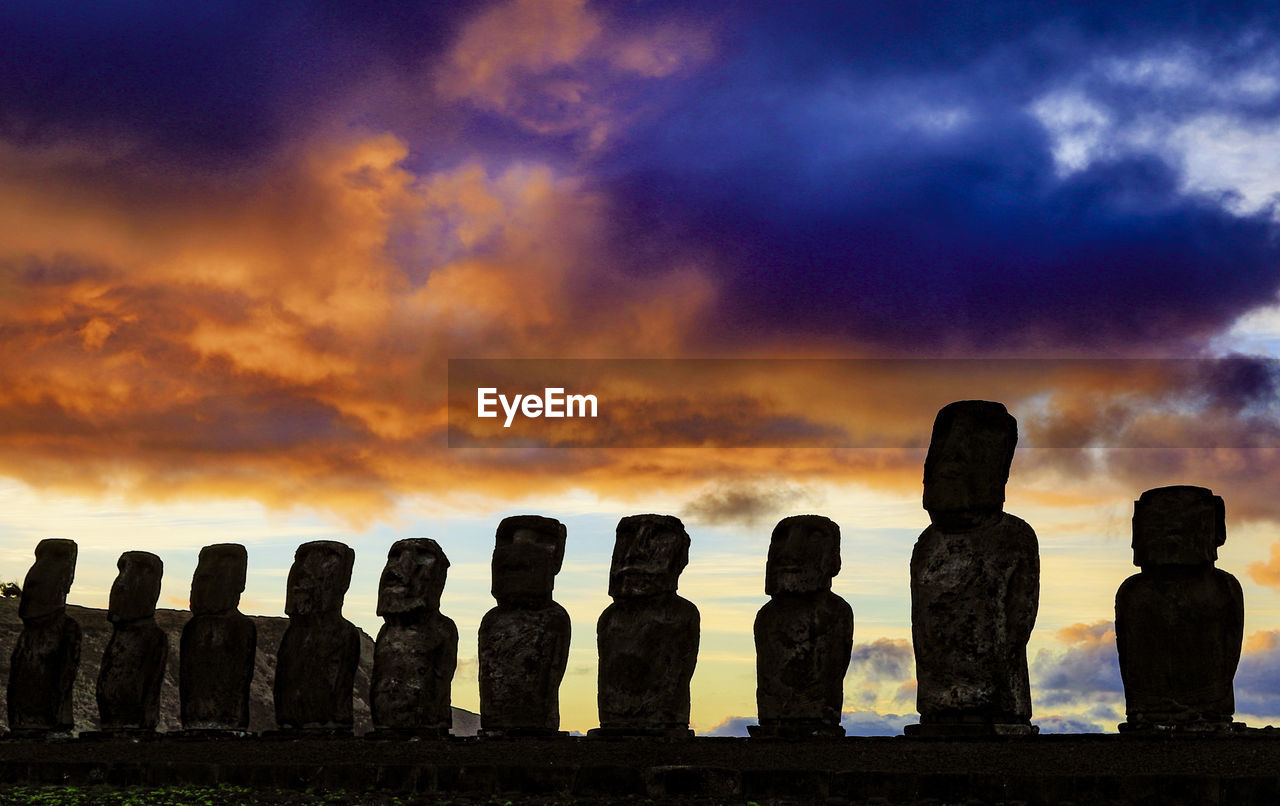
<box><xmin>7</xmin><ymin>538</ymin><xmax>80</xmax><ymax>737</ymax></box>
<box><xmin>97</xmin><ymin>551</ymin><xmax>167</xmax><ymax>733</ymax></box>
<box><xmin>479</xmin><ymin>515</ymin><xmax>571</xmax><ymax>736</ymax></box>
<box><xmin>751</xmin><ymin>515</ymin><xmax>853</xmax><ymax>738</ymax></box>
<box><xmin>370</xmin><ymin>538</ymin><xmax>457</xmax><ymax>737</ymax></box>
<box><xmin>274</xmin><ymin>540</ymin><xmax>360</xmax><ymax>734</ymax></box>
<box><xmin>180</xmin><ymin>543</ymin><xmax>256</xmax><ymax>733</ymax></box>
<box><xmin>908</xmin><ymin>401</ymin><xmax>1039</xmax><ymax>736</ymax></box>
<box><xmin>592</xmin><ymin>514</ymin><xmax>699</xmax><ymax>738</ymax></box>
<box><xmin>1116</xmin><ymin>486</ymin><xmax>1244</xmax><ymax>732</ymax></box>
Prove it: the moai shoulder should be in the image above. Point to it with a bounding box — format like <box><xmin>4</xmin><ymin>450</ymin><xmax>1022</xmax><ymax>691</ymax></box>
<box><xmin>908</xmin><ymin>400</ymin><xmax>1039</xmax><ymax>736</ymax></box>
<box><xmin>7</xmin><ymin>538</ymin><xmax>81</xmax><ymax>738</ymax></box>
<box><xmin>181</xmin><ymin>543</ymin><xmax>256</xmax><ymax>734</ymax></box>
<box><xmin>96</xmin><ymin>551</ymin><xmax>168</xmax><ymax>734</ymax></box>
<box><xmin>593</xmin><ymin>514</ymin><xmax>699</xmax><ymax>738</ymax></box>
<box><xmin>1116</xmin><ymin>486</ymin><xmax>1244</xmax><ymax>732</ymax></box>
<box><xmin>752</xmin><ymin>514</ymin><xmax>853</xmax><ymax>738</ymax></box>
<box><xmin>274</xmin><ymin>540</ymin><xmax>361</xmax><ymax>734</ymax></box>
<box><xmin>479</xmin><ymin>515</ymin><xmax>571</xmax><ymax>736</ymax></box>
<box><xmin>370</xmin><ymin>538</ymin><xmax>458</xmax><ymax>737</ymax></box>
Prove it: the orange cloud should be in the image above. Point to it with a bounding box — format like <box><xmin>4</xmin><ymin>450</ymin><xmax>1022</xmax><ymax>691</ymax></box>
<box><xmin>5</xmin><ymin>122</ymin><xmax>1280</xmax><ymax>535</ymax></box>
<box><xmin>1248</xmin><ymin>542</ymin><xmax>1280</xmax><ymax>592</ymax></box>
<box><xmin>435</xmin><ymin>0</ymin><xmax>713</xmax><ymax>147</ymax></box>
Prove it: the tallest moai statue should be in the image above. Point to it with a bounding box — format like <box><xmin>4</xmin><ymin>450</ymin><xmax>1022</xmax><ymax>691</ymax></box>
<box><xmin>908</xmin><ymin>400</ymin><xmax>1040</xmax><ymax>736</ymax></box>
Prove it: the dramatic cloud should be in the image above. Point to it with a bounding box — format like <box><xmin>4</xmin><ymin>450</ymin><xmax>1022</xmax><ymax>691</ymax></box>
<box><xmin>1235</xmin><ymin>630</ymin><xmax>1280</xmax><ymax>720</ymax></box>
<box><xmin>3</xmin><ymin>0</ymin><xmax>1280</xmax><ymax>536</ymax></box>
<box><xmin>1030</xmin><ymin>621</ymin><xmax>1124</xmax><ymax>709</ymax></box>
<box><xmin>848</xmin><ymin>638</ymin><xmax>914</xmax><ymax>684</ymax></box>
<box><xmin>682</xmin><ymin>482</ymin><xmax>817</xmax><ymax>527</ymax></box>
<box><xmin>1247</xmin><ymin>543</ymin><xmax>1280</xmax><ymax>591</ymax></box>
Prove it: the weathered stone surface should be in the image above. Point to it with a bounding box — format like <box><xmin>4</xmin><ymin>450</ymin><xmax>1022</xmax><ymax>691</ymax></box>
<box><xmin>181</xmin><ymin>543</ymin><xmax>256</xmax><ymax>731</ymax></box>
<box><xmin>7</xmin><ymin>538</ymin><xmax>80</xmax><ymax>735</ymax></box>
<box><xmin>479</xmin><ymin>515</ymin><xmax>571</xmax><ymax>735</ymax></box>
<box><xmin>594</xmin><ymin>514</ymin><xmax>699</xmax><ymax>736</ymax></box>
<box><xmin>97</xmin><ymin>551</ymin><xmax>167</xmax><ymax>732</ymax></box>
<box><xmin>370</xmin><ymin>538</ymin><xmax>457</xmax><ymax>735</ymax></box>
<box><xmin>275</xmin><ymin>541</ymin><xmax>360</xmax><ymax>732</ymax></box>
<box><xmin>910</xmin><ymin>401</ymin><xmax>1039</xmax><ymax>734</ymax></box>
<box><xmin>1116</xmin><ymin>485</ymin><xmax>1244</xmax><ymax>731</ymax></box>
<box><xmin>752</xmin><ymin>515</ymin><xmax>852</xmax><ymax>738</ymax></box>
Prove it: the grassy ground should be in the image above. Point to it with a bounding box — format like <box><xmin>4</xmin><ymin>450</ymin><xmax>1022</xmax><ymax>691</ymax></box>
<box><xmin>0</xmin><ymin>788</ymin><xmax>725</xmax><ymax>806</ymax></box>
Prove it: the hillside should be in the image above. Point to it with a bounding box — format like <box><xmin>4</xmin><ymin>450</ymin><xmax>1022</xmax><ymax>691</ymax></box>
<box><xmin>0</xmin><ymin>598</ymin><xmax>479</xmax><ymax>735</ymax></box>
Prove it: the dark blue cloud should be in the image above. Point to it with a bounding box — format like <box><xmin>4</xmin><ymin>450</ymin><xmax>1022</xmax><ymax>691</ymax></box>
<box><xmin>1029</xmin><ymin>623</ymin><xmax>1123</xmax><ymax>708</ymax></box>
<box><xmin>0</xmin><ymin>0</ymin><xmax>486</xmax><ymax>165</ymax></box>
<box><xmin>1234</xmin><ymin>632</ymin><xmax>1280</xmax><ymax>719</ymax></box>
<box><xmin>593</xmin><ymin>1</ymin><xmax>1280</xmax><ymax>353</ymax></box>
<box><xmin>848</xmin><ymin>638</ymin><xmax>914</xmax><ymax>683</ymax></box>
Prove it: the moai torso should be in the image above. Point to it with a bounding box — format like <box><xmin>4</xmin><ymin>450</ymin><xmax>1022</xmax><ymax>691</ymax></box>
<box><xmin>1116</xmin><ymin>486</ymin><xmax>1244</xmax><ymax>730</ymax></box>
<box><xmin>180</xmin><ymin>543</ymin><xmax>256</xmax><ymax>731</ymax></box>
<box><xmin>274</xmin><ymin>540</ymin><xmax>360</xmax><ymax>732</ymax></box>
<box><xmin>595</xmin><ymin>514</ymin><xmax>699</xmax><ymax>736</ymax></box>
<box><xmin>370</xmin><ymin>538</ymin><xmax>457</xmax><ymax>734</ymax></box>
<box><xmin>8</xmin><ymin>539</ymin><xmax>81</xmax><ymax>736</ymax></box>
<box><xmin>97</xmin><ymin>551</ymin><xmax>168</xmax><ymax>732</ymax></box>
<box><xmin>479</xmin><ymin>515</ymin><xmax>571</xmax><ymax>735</ymax></box>
<box><xmin>909</xmin><ymin>400</ymin><xmax>1039</xmax><ymax>733</ymax></box>
<box><xmin>753</xmin><ymin>515</ymin><xmax>853</xmax><ymax>737</ymax></box>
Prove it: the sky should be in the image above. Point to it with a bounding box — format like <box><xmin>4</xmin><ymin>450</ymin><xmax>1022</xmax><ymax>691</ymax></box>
<box><xmin>3</xmin><ymin>0</ymin><xmax>1280</xmax><ymax>735</ymax></box>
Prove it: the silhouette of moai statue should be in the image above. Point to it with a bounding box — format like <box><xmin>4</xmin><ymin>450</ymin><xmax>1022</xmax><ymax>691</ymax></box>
<box><xmin>369</xmin><ymin>538</ymin><xmax>457</xmax><ymax>737</ymax></box>
<box><xmin>750</xmin><ymin>515</ymin><xmax>853</xmax><ymax>738</ymax></box>
<box><xmin>180</xmin><ymin>543</ymin><xmax>256</xmax><ymax>733</ymax></box>
<box><xmin>274</xmin><ymin>540</ymin><xmax>360</xmax><ymax>734</ymax></box>
<box><xmin>96</xmin><ymin>551</ymin><xmax>168</xmax><ymax>733</ymax></box>
<box><xmin>591</xmin><ymin>514</ymin><xmax>700</xmax><ymax>738</ymax></box>
<box><xmin>907</xmin><ymin>400</ymin><xmax>1040</xmax><ymax>736</ymax></box>
<box><xmin>1116</xmin><ymin>486</ymin><xmax>1244</xmax><ymax>732</ymax></box>
<box><xmin>479</xmin><ymin>516</ymin><xmax>571</xmax><ymax>737</ymax></box>
<box><xmin>8</xmin><ymin>538</ymin><xmax>81</xmax><ymax>738</ymax></box>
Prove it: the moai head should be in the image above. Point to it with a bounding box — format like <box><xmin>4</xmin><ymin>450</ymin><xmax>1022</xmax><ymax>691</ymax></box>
<box><xmin>923</xmin><ymin>400</ymin><xmax>1018</xmax><ymax>530</ymax></box>
<box><xmin>1132</xmin><ymin>485</ymin><xmax>1225</xmax><ymax>568</ymax></box>
<box><xmin>377</xmin><ymin>538</ymin><xmax>448</xmax><ymax>617</ymax></box>
<box><xmin>609</xmin><ymin>514</ymin><xmax>689</xmax><ymax>599</ymax></box>
<box><xmin>285</xmin><ymin>540</ymin><xmax>354</xmax><ymax>617</ymax></box>
<box><xmin>491</xmin><ymin>515</ymin><xmax>566</xmax><ymax>607</ymax></box>
<box><xmin>108</xmin><ymin>551</ymin><xmax>163</xmax><ymax>624</ymax></box>
<box><xmin>190</xmin><ymin>543</ymin><xmax>248</xmax><ymax>615</ymax></box>
<box><xmin>765</xmin><ymin>515</ymin><xmax>840</xmax><ymax>595</ymax></box>
<box><xmin>19</xmin><ymin>538</ymin><xmax>77</xmax><ymax>620</ymax></box>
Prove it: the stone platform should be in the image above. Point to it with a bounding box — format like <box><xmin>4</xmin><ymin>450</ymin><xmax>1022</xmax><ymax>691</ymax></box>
<box><xmin>2</xmin><ymin>734</ymin><xmax>1280</xmax><ymax>803</ymax></box>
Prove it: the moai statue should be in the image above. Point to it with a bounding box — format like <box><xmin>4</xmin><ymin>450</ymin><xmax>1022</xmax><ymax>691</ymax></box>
<box><xmin>7</xmin><ymin>539</ymin><xmax>80</xmax><ymax>738</ymax></box>
<box><xmin>369</xmin><ymin>538</ymin><xmax>458</xmax><ymax>737</ymax></box>
<box><xmin>907</xmin><ymin>400</ymin><xmax>1039</xmax><ymax>736</ymax></box>
<box><xmin>274</xmin><ymin>540</ymin><xmax>360</xmax><ymax>734</ymax></box>
<box><xmin>180</xmin><ymin>543</ymin><xmax>256</xmax><ymax>733</ymax></box>
<box><xmin>591</xmin><ymin>514</ymin><xmax>700</xmax><ymax>738</ymax></box>
<box><xmin>1116</xmin><ymin>486</ymin><xmax>1244</xmax><ymax>732</ymax></box>
<box><xmin>96</xmin><ymin>551</ymin><xmax>168</xmax><ymax>734</ymax></box>
<box><xmin>479</xmin><ymin>516</ymin><xmax>571</xmax><ymax>736</ymax></box>
<box><xmin>750</xmin><ymin>515</ymin><xmax>853</xmax><ymax>738</ymax></box>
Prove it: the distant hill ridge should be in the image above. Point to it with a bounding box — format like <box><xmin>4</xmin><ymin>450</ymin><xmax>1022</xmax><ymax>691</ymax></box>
<box><xmin>0</xmin><ymin>598</ymin><xmax>480</xmax><ymax>736</ymax></box>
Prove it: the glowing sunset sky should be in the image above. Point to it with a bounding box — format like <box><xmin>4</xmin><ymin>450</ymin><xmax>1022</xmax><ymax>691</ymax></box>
<box><xmin>4</xmin><ymin>0</ymin><xmax>1280</xmax><ymax>735</ymax></box>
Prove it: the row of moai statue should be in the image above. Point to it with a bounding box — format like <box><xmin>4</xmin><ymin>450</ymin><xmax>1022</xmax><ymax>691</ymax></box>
<box><xmin>5</xmin><ymin>401</ymin><xmax>1246</xmax><ymax>739</ymax></box>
